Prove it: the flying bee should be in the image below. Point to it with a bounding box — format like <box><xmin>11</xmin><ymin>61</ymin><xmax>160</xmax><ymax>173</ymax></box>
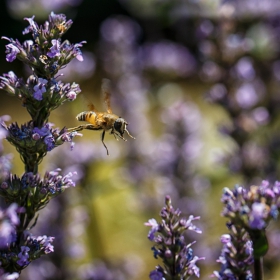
<box><xmin>69</xmin><ymin>79</ymin><xmax>135</xmax><ymax>155</ymax></box>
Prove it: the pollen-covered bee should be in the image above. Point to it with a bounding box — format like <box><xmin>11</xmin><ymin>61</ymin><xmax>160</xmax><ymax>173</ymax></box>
<box><xmin>69</xmin><ymin>79</ymin><xmax>135</xmax><ymax>155</ymax></box>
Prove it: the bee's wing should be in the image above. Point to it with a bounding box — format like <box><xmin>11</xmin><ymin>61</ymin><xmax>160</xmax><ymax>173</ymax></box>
<box><xmin>87</xmin><ymin>102</ymin><xmax>97</xmax><ymax>112</ymax></box>
<box><xmin>81</xmin><ymin>94</ymin><xmax>98</xmax><ymax>113</ymax></box>
<box><xmin>102</xmin><ymin>78</ymin><xmax>113</xmax><ymax>114</ymax></box>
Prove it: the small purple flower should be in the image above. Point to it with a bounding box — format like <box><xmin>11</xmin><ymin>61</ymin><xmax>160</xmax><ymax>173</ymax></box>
<box><xmin>48</xmin><ymin>12</ymin><xmax>73</xmax><ymax>33</ymax></box>
<box><xmin>33</xmin><ymin>125</ymin><xmax>51</xmax><ymax>137</ymax></box>
<box><xmin>44</xmin><ymin>135</ymin><xmax>55</xmax><ymax>151</ymax></box>
<box><xmin>145</xmin><ymin>218</ymin><xmax>159</xmax><ymax>241</ymax></box>
<box><xmin>249</xmin><ymin>202</ymin><xmax>266</xmax><ymax>229</ymax></box>
<box><xmin>33</xmin><ymin>78</ymin><xmax>48</xmax><ymax>101</ymax></box>
<box><xmin>32</xmin><ymin>133</ymin><xmax>40</xmax><ymax>140</ymax></box>
<box><xmin>180</xmin><ymin>215</ymin><xmax>202</xmax><ymax>234</ymax></box>
<box><xmin>22</xmin><ymin>16</ymin><xmax>38</xmax><ymax>35</ymax></box>
<box><xmin>17</xmin><ymin>246</ymin><xmax>30</xmax><ymax>267</ymax></box>
<box><xmin>36</xmin><ymin>235</ymin><xmax>55</xmax><ymax>254</ymax></box>
<box><xmin>5</xmin><ymin>44</ymin><xmax>20</xmax><ymax>62</ymax></box>
<box><xmin>72</xmin><ymin>42</ymin><xmax>85</xmax><ymax>61</ymax></box>
<box><xmin>61</xmin><ymin>171</ymin><xmax>77</xmax><ymax>188</ymax></box>
<box><xmin>220</xmin><ymin>234</ymin><xmax>231</xmax><ymax>244</ymax></box>
<box><xmin>45</xmin><ymin>168</ymin><xmax>77</xmax><ymax>191</ymax></box>
<box><xmin>47</xmin><ymin>39</ymin><xmax>61</xmax><ymax>58</ymax></box>
<box><xmin>188</xmin><ymin>256</ymin><xmax>203</xmax><ymax>277</ymax></box>
<box><xmin>66</xmin><ymin>91</ymin><xmax>77</xmax><ymax>101</ymax></box>
<box><xmin>149</xmin><ymin>270</ymin><xmax>163</xmax><ymax>280</ymax></box>
<box><xmin>60</xmin><ymin>131</ymin><xmax>82</xmax><ymax>150</ymax></box>
<box><xmin>32</xmin><ymin>123</ymin><xmax>63</xmax><ymax>152</ymax></box>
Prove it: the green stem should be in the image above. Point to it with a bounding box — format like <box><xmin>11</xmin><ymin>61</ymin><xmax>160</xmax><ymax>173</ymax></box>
<box><xmin>254</xmin><ymin>257</ymin><xmax>264</xmax><ymax>280</ymax></box>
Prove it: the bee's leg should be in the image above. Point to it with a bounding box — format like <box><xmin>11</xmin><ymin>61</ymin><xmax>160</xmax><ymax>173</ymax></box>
<box><xmin>111</xmin><ymin>128</ymin><xmax>119</xmax><ymax>141</ymax></box>
<box><xmin>125</xmin><ymin>129</ymin><xmax>135</xmax><ymax>139</ymax></box>
<box><xmin>67</xmin><ymin>124</ymin><xmax>88</xmax><ymax>132</ymax></box>
<box><xmin>113</xmin><ymin>133</ymin><xmax>119</xmax><ymax>141</ymax></box>
<box><xmin>113</xmin><ymin>132</ymin><xmax>127</xmax><ymax>142</ymax></box>
<box><xmin>101</xmin><ymin>130</ymin><xmax>109</xmax><ymax>156</ymax></box>
<box><xmin>68</xmin><ymin>124</ymin><xmax>100</xmax><ymax>132</ymax></box>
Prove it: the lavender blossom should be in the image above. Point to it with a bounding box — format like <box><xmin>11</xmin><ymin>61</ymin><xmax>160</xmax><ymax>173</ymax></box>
<box><xmin>0</xmin><ymin>169</ymin><xmax>76</xmax><ymax>208</ymax></box>
<box><xmin>4</xmin><ymin>44</ymin><xmax>20</xmax><ymax>63</ymax></box>
<box><xmin>2</xmin><ymin>12</ymin><xmax>85</xmax><ymax>76</ymax></box>
<box><xmin>47</xmin><ymin>39</ymin><xmax>61</xmax><ymax>58</ymax></box>
<box><xmin>17</xmin><ymin>246</ymin><xmax>30</xmax><ymax>267</ymax></box>
<box><xmin>0</xmin><ymin>12</ymin><xmax>84</xmax><ymax>276</ymax></box>
<box><xmin>33</xmin><ymin>78</ymin><xmax>48</xmax><ymax>101</ymax></box>
<box><xmin>145</xmin><ymin>196</ymin><xmax>204</xmax><ymax>279</ymax></box>
<box><xmin>0</xmin><ymin>71</ymin><xmax>82</xmax><ymax>126</ymax></box>
<box><xmin>221</xmin><ymin>180</ymin><xmax>280</xmax><ymax>262</ymax></box>
<box><xmin>212</xmin><ymin>224</ymin><xmax>254</xmax><ymax>280</ymax></box>
<box><xmin>0</xmin><ymin>121</ymin><xmax>81</xmax><ymax>172</ymax></box>
<box><xmin>221</xmin><ymin>181</ymin><xmax>280</xmax><ymax>232</ymax></box>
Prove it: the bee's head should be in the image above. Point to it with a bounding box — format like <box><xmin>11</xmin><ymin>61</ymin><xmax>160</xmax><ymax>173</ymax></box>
<box><xmin>114</xmin><ymin>118</ymin><xmax>127</xmax><ymax>137</ymax></box>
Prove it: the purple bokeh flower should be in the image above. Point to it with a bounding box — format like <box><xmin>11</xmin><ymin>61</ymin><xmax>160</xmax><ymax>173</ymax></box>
<box><xmin>0</xmin><ymin>203</ymin><xmax>20</xmax><ymax>248</ymax></box>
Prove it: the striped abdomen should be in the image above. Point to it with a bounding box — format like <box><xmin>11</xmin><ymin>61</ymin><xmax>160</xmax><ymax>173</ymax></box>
<box><xmin>76</xmin><ymin>111</ymin><xmax>97</xmax><ymax>124</ymax></box>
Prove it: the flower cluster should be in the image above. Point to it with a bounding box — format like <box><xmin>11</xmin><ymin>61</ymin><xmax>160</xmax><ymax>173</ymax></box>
<box><xmin>221</xmin><ymin>181</ymin><xmax>280</xmax><ymax>232</ymax></box>
<box><xmin>145</xmin><ymin>196</ymin><xmax>204</xmax><ymax>279</ymax></box>
<box><xmin>213</xmin><ymin>180</ymin><xmax>280</xmax><ymax>279</ymax></box>
<box><xmin>212</xmin><ymin>224</ymin><xmax>254</xmax><ymax>280</ymax></box>
<box><xmin>0</xmin><ymin>72</ymin><xmax>81</xmax><ymax>127</ymax></box>
<box><xmin>0</xmin><ymin>231</ymin><xmax>55</xmax><ymax>274</ymax></box>
<box><xmin>1</xmin><ymin>121</ymin><xmax>81</xmax><ymax>173</ymax></box>
<box><xmin>0</xmin><ymin>169</ymin><xmax>76</xmax><ymax>208</ymax></box>
<box><xmin>0</xmin><ymin>12</ymin><xmax>84</xmax><ymax>129</ymax></box>
<box><xmin>220</xmin><ymin>180</ymin><xmax>280</xmax><ymax>263</ymax></box>
<box><xmin>3</xmin><ymin>13</ymin><xmax>85</xmax><ymax>76</ymax></box>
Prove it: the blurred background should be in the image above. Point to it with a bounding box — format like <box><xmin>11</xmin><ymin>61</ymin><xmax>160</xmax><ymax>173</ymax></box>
<box><xmin>2</xmin><ymin>0</ymin><xmax>280</xmax><ymax>279</ymax></box>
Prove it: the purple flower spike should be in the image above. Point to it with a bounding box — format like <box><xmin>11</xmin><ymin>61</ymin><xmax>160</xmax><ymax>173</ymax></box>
<box><xmin>212</xmin><ymin>224</ymin><xmax>253</xmax><ymax>279</ymax></box>
<box><xmin>146</xmin><ymin>196</ymin><xmax>204</xmax><ymax>279</ymax></box>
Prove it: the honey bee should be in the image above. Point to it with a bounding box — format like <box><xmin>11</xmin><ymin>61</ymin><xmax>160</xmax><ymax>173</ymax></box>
<box><xmin>69</xmin><ymin>79</ymin><xmax>135</xmax><ymax>155</ymax></box>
